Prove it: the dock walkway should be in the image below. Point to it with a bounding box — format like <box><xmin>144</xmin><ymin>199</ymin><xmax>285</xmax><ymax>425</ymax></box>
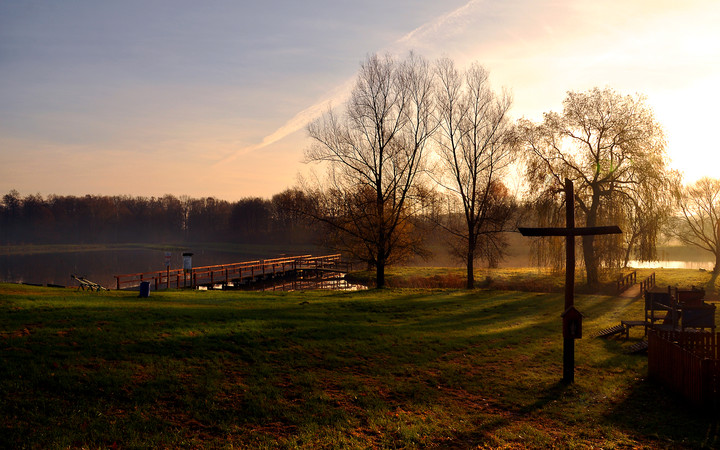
<box><xmin>114</xmin><ymin>254</ymin><xmax>348</xmax><ymax>290</ymax></box>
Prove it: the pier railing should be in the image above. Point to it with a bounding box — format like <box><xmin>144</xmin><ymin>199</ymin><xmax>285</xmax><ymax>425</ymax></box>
<box><xmin>616</xmin><ymin>270</ymin><xmax>637</xmax><ymax>294</ymax></box>
<box><xmin>114</xmin><ymin>254</ymin><xmax>346</xmax><ymax>290</ymax></box>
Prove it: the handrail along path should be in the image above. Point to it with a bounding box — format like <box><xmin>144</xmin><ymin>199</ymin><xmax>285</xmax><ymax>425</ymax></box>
<box><xmin>114</xmin><ymin>254</ymin><xmax>348</xmax><ymax>291</ymax></box>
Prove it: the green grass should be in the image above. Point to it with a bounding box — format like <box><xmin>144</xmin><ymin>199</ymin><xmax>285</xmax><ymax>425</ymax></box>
<box><xmin>348</xmin><ymin>266</ymin><xmax>720</xmax><ymax>294</ymax></box>
<box><xmin>1</xmin><ymin>282</ymin><xmax>718</xmax><ymax>448</ymax></box>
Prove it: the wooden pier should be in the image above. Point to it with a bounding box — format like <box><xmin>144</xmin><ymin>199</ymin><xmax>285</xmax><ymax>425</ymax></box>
<box><xmin>114</xmin><ymin>254</ymin><xmax>350</xmax><ymax>291</ymax></box>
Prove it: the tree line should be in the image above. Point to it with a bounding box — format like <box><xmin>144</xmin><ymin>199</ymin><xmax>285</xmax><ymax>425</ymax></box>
<box><xmin>0</xmin><ymin>190</ymin><xmax>318</xmax><ymax>245</ymax></box>
<box><xmin>302</xmin><ymin>52</ymin><xmax>720</xmax><ymax>288</ymax></box>
<box><xmin>5</xmin><ymin>52</ymin><xmax>720</xmax><ymax>290</ymax></box>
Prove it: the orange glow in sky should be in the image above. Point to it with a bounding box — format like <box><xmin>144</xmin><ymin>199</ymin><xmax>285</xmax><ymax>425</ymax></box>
<box><xmin>1</xmin><ymin>0</ymin><xmax>718</xmax><ymax>200</ymax></box>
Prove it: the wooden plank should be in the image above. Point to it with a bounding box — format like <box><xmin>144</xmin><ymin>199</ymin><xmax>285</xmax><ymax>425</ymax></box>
<box><xmin>594</xmin><ymin>324</ymin><xmax>624</xmax><ymax>338</ymax></box>
<box><xmin>626</xmin><ymin>340</ymin><xmax>648</xmax><ymax>354</ymax></box>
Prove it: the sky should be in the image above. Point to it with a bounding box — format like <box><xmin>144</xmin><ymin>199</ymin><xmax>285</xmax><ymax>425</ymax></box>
<box><xmin>1</xmin><ymin>0</ymin><xmax>719</xmax><ymax>201</ymax></box>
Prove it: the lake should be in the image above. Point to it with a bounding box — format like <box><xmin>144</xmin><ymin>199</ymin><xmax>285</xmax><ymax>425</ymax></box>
<box><xmin>628</xmin><ymin>260</ymin><xmax>716</xmax><ymax>270</ymax></box>
<box><xmin>0</xmin><ymin>248</ymin><xmax>264</xmax><ymax>289</ymax></box>
<box><xmin>0</xmin><ymin>247</ymin><xmax>367</xmax><ymax>291</ymax></box>
<box><xmin>1</xmin><ymin>246</ymin><xmax>714</xmax><ymax>290</ymax></box>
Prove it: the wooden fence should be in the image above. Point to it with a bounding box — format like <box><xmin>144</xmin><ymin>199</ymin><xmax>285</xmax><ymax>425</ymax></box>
<box><xmin>114</xmin><ymin>254</ymin><xmax>346</xmax><ymax>290</ymax></box>
<box><xmin>616</xmin><ymin>270</ymin><xmax>637</xmax><ymax>294</ymax></box>
<box><xmin>648</xmin><ymin>329</ymin><xmax>720</xmax><ymax>409</ymax></box>
<box><xmin>639</xmin><ymin>272</ymin><xmax>656</xmax><ymax>294</ymax></box>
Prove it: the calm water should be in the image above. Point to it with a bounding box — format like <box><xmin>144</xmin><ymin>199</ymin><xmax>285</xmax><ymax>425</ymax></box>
<box><xmin>628</xmin><ymin>260</ymin><xmax>716</xmax><ymax>270</ymax></box>
<box><xmin>2</xmin><ymin>248</ymin><xmax>713</xmax><ymax>290</ymax></box>
<box><xmin>0</xmin><ymin>249</ymin><xmax>255</xmax><ymax>289</ymax></box>
<box><xmin>0</xmin><ymin>248</ymin><xmax>366</xmax><ymax>291</ymax></box>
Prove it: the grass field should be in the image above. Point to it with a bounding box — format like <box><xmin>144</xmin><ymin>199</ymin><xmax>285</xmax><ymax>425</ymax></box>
<box><xmin>1</xmin><ymin>276</ymin><xmax>718</xmax><ymax>448</ymax></box>
<box><xmin>349</xmin><ymin>266</ymin><xmax>720</xmax><ymax>296</ymax></box>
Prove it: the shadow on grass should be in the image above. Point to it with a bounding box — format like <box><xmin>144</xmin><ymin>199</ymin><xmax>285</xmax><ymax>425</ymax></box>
<box><xmin>603</xmin><ymin>377</ymin><xmax>720</xmax><ymax>448</ymax></box>
<box><xmin>5</xmin><ymin>286</ymin><xmax>717</xmax><ymax>447</ymax></box>
<box><xmin>517</xmin><ymin>381</ymin><xmax>572</xmax><ymax>415</ymax></box>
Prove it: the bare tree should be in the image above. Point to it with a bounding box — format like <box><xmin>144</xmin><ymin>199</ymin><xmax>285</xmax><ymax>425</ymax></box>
<box><xmin>433</xmin><ymin>59</ymin><xmax>517</xmax><ymax>288</ymax></box>
<box><xmin>520</xmin><ymin>87</ymin><xmax>671</xmax><ymax>286</ymax></box>
<box><xmin>673</xmin><ymin>177</ymin><xmax>720</xmax><ymax>284</ymax></box>
<box><xmin>304</xmin><ymin>53</ymin><xmax>437</xmax><ymax>288</ymax></box>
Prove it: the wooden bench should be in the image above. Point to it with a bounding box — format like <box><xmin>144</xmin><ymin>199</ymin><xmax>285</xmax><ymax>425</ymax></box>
<box><xmin>620</xmin><ymin>320</ymin><xmax>646</xmax><ymax>338</ymax></box>
<box><xmin>645</xmin><ymin>289</ymin><xmax>679</xmax><ymax>331</ymax></box>
<box><xmin>71</xmin><ymin>274</ymin><xmax>107</xmax><ymax>292</ymax></box>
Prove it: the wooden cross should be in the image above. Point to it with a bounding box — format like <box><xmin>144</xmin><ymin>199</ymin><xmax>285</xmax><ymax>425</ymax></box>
<box><xmin>518</xmin><ymin>178</ymin><xmax>621</xmax><ymax>383</ymax></box>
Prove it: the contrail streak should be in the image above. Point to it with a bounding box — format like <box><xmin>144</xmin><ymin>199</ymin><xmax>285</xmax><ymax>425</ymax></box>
<box><xmin>213</xmin><ymin>0</ymin><xmax>480</xmax><ymax>167</ymax></box>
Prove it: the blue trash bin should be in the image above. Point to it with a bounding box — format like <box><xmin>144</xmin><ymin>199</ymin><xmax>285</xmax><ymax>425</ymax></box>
<box><xmin>139</xmin><ymin>281</ymin><xmax>150</xmax><ymax>298</ymax></box>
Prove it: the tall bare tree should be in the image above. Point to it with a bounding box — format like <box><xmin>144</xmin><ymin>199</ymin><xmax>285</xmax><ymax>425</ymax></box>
<box><xmin>673</xmin><ymin>177</ymin><xmax>720</xmax><ymax>284</ymax></box>
<box><xmin>520</xmin><ymin>87</ymin><xmax>670</xmax><ymax>286</ymax></box>
<box><xmin>304</xmin><ymin>53</ymin><xmax>437</xmax><ymax>288</ymax></box>
<box><xmin>433</xmin><ymin>59</ymin><xmax>517</xmax><ymax>288</ymax></box>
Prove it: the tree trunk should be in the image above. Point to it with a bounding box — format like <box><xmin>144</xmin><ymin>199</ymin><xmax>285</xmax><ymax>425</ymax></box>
<box><xmin>466</xmin><ymin>245</ymin><xmax>475</xmax><ymax>289</ymax></box>
<box><xmin>582</xmin><ymin>235</ymin><xmax>599</xmax><ymax>286</ymax></box>
<box><xmin>706</xmin><ymin>252</ymin><xmax>720</xmax><ymax>294</ymax></box>
<box><xmin>715</xmin><ymin>222</ymin><xmax>720</xmax><ymax>280</ymax></box>
<box><xmin>376</xmin><ymin>258</ymin><xmax>385</xmax><ymax>289</ymax></box>
<box><xmin>582</xmin><ymin>191</ymin><xmax>601</xmax><ymax>287</ymax></box>
<box><xmin>622</xmin><ymin>245</ymin><xmax>631</xmax><ymax>269</ymax></box>
<box><xmin>376</xmin><ymin>177</ymin><xmax>386</xmax><ymax>289</ymax></box>
<box><xmin>622</xmin><ymin>232</ymin><xmax>637</xmax><ymax>268</ymax></box>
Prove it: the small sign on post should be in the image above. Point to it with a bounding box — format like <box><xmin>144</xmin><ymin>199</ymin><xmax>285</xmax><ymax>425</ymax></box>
<box><xmin>562</xmin><ymin>306</ymin><xmax>584</xmax><ymax>340</ymax></box>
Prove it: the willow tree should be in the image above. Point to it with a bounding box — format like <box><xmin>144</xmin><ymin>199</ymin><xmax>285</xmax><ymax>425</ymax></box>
<box><xmin>305</xmin><ymin>53</ymin><xmax>436</xmax><ymax>288</ymax></box>
<box><xmin>615</xmin><ymin>170</ymin><xmax>677</xmax><ymax>267</ymax></box>
<box><xmin>433</xmin><ymin>59</ymin><xmax>517</xmax><ymax>288</ymax></box>
<box><xmin>520</xmin><ymin>87</ymin><xmax>671</xmax><ymax>286</ymax></box>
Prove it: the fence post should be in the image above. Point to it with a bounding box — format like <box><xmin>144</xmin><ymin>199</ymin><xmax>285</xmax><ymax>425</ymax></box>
<box><xmin>701</xmin><ymin>359</ymin><xmax>713</xmax><ymax>409</ymax></box>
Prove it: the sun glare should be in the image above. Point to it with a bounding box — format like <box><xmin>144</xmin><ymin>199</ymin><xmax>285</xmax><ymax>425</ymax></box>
<box><xmin>651</xmin><ymin>76</ymin><xmax>720</xmax><ymax>184</ymax></box>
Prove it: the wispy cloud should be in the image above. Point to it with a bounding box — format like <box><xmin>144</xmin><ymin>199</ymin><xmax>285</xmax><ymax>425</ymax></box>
<box><xmin>213</xmin><ymin>77</ymin><xmax>355</xmax><ymax>166</ymax></box>
<box><xmin>214</xmin><ymin>0</ymin><xmax>720</xmax><ymax>179</ymax></box>
<box><xmin>214</xmin><ymin>0</ymin><xmax>481</xmax><ymax>166</ymax></box>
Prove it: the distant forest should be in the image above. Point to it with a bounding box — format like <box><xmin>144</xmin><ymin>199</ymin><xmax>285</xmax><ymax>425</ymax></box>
<box><xmin>0</xmin><ymin>189</ymin><xmax>317</xmax><ymax>245</ymax></box>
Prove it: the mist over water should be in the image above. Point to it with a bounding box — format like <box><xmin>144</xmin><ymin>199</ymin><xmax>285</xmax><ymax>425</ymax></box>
<box><xmin>2</xmin><ymin>243</ymin><xmax>715</xmax><ymax>290</ymax></box>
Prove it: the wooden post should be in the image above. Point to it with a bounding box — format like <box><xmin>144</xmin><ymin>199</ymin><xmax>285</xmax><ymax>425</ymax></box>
<box><xmin>563</xmin><ymin>179</ymin><xmax>575</xmax><ymax>383</ymax></box>
<box><xmin>519</xmin><ymin>178</ymin><xmax>622</xmax><ymax>384</ymax></box>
